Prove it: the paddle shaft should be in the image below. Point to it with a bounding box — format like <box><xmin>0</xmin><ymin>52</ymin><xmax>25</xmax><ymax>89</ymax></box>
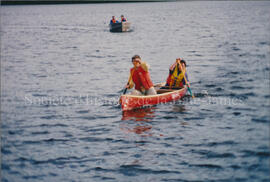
<box><xmin>178</xmin><ymin>62</ymin><xmax>195</xmax><ymax>98</ymax></box>
<box><xmin>123</xmin><ymin>88</ymin><xmax>128</xmax><ymax>94</ymax></box>
<box><xmin>122</xmin><ymin>69</ymin><xmax>134</xmax><ymax>95</ymax></box>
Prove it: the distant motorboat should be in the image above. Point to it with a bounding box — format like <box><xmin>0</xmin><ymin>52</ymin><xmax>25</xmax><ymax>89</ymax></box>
<box><xmin>109</xmin><ymin>22</ymin><xmax>131</xmax><ymax>32</ymax></box>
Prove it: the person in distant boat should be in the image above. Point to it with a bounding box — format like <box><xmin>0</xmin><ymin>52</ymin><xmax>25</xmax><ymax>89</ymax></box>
<box><xmin>165</xmin><ymin>58</ymin><xmax>190</xmax><ymax>88</ymax></box>
<box><xmin>110</xmin><ymin>16</ymin><xmax>118</xmax><ymax>24</ymax></box>
<box><xmin>121</xmin><ymin>15</ymin><xmax>127</xmax><ymax>22</ymax></box>
<box><xmin>126</xmin><ymin>55</ymin><xmax>157</xmax><ymax>96</ymax></box>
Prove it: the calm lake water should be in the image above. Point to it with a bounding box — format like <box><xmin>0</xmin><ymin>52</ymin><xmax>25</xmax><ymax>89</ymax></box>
<box><xmin>1</xmin><ymin>1</ymin><xmax>270</xmax><ymax>182</ymax></box>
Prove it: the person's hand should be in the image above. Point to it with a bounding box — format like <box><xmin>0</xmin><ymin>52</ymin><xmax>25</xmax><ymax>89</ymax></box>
<box><xmin>176</xmin><ymin>58</ymin><xmax>181</xmax><ymax>65</ymax></box>
<box><xmin>141</xmin><ymin>61</ymin><xmax>149</xmax><ymax>72</ymax></box>
<box><xmin>186</xmin><ymin>82</ymin><xmax>190</xmax><ymax>88</ymax></box>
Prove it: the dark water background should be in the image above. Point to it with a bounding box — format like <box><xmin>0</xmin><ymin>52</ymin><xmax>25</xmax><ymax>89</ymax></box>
<box><xmin>1</xmin><ymin>1</ymin><xmax>270</xmax><ymax>182</ymax></box>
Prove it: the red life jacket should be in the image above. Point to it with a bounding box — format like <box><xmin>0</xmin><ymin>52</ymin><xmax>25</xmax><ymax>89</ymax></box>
<box><xmin>131</xmin><ymin>66</ymin><xmax>154</xmax><ymax>91</ymax></box>
<box><xmin>112</xmin><ymin>19</ymin><xmax>116</xmax><ymax>23</ymax></box>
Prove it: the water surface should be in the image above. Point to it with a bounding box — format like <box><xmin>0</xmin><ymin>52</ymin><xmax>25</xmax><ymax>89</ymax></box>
<box><xmin>1</xmin><ymin>1</ymin><xmax>270</xmax><ymax>182</ymax></box>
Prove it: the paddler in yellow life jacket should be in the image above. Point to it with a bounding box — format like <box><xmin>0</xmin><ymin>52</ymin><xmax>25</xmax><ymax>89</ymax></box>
<box><xmin>165</xmin><ymin>58</ymin><xmax>190</xmax><ymax>88</ymax></box>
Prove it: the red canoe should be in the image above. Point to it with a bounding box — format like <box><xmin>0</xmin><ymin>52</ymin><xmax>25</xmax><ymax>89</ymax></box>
<box><xmin>120</xmin><ymin>84</ymin><xmax>187</xmax><ymax>111</ymax></box>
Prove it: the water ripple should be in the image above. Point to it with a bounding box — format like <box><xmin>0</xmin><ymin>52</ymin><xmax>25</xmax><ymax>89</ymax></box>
<box><xmin>1</xmin><ymin>1</ymin><xmax>270</xmax><ymax>182</ymax></box>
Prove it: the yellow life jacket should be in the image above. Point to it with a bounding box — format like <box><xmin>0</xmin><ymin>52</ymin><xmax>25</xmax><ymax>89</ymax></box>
<box><xmin>169</xmin><ymin>65</ymin><xmax>185</xmax><ymax>87</ymax></box>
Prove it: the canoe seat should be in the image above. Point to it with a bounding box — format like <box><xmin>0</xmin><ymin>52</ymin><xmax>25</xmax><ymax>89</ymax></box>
<box><xmin>156</xmin><ymin>87</ymin><xmax>183</xmax><ymax>94</ymax></box>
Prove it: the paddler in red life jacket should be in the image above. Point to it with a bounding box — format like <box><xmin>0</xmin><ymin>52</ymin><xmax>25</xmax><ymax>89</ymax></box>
<box><xmin>110</xmin><ymin>16</ymin><xmax>118</xmax><ymax>24</ymax></box>
<box><xmin>165</xmin><ymin>58</ymin><xmax>190</xmax><ymax>88</ymax></box>
<box><xmin>121</xmin><ymin>15</ymin><xmax>127</xmax><ymax>22</ymax></box>
<box><xmin>126</xmin><ymin>55</ymin><xmax>157</xmax><ymax>96</ymax></box>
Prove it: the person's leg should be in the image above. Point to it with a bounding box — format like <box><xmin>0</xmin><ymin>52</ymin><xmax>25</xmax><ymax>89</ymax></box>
<box><xmin>145</xmin><ymin>87</ymin><xmax>157</xmax><ymax>95</ymax></box>
<box><xmin>130</xmin><ymin>90</ymin><xmax>143</xmax><ymax>96</ymax></box>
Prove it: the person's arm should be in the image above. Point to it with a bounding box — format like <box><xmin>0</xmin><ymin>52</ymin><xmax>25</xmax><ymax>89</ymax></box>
<box><xmin>169</xmin><ymin>62</ymin><xmax>177</xmax><ymax>71</ymax></box>
<box><xmin>141</xmin><ymin>62</ymin><xmax>150</xmax><ymax>72</ymax></box>
<box><xmin>169</xmin><ymin>60</ymin><xmax>178</xmax><ymax>74</ymax></box>
<box><xmin>182</xmin><ymin>72</ymin><xmax>190</xmax><ymax>87</ymax></box>
<box><xmin>126</xmin><ymin>70</ymin><xmax>134</xmax><ymax>89</ymax></box>
<box><xmin>185</xmin><ymin>72</ymin><xmax>189</xmax><ymax>82</ymax></box>
<box><xmin>178</xmin><ymin>60</ymin><xmax>190</xmax><ymax>87</ymax></box>
<box><xmin>127</xmin><ymin>79</ymin><xmax>134</xmax><ymax>89</ymax></box>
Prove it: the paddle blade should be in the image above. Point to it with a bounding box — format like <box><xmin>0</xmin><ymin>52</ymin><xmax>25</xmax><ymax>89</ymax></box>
<box><xmin>187</xmin><ymin>87</ymin><xmax>195</xmax><ymax>98</ymax></box>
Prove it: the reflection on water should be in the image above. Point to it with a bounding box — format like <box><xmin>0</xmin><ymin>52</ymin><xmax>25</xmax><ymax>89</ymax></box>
<box><xmin>121</xmin><ymin>125</ymin><xmax>152</xmax><ymax>136</ymax></box>
<box><xmin>172</xmin><ymin>104</ymin><xmax>187</xmax><ymax>113</ymax></box>
<box><xmin>121</xmin><ymin>107</ymin><xmax>156</xmax><ymax>122</ymax></box>
<box><xmin>120</xmin><ymin>107</ymin><xmax>156</xmax><ymax>136</ymax></box>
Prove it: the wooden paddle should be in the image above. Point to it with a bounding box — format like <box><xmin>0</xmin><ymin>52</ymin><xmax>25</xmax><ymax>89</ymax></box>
<box><xmin>178</xmin><ymin>60</ymin><xmax>195</xmax><ymax>98</ymax></box>
<box><xmin>123</xmin><ymin>69</ymin><xmax>134</xmax><ymax>95</ymax></box>
<box><xmin>119</xmin><ymin>70</ymin><xmax>134</xmax><ymax>104</ymax></box>
<box><xmin>123</xmin><ymin>87</ymin><xmax>128</xmax><ymax>95</ymax></box>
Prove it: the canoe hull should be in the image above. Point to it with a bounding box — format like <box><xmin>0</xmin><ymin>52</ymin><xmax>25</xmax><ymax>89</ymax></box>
<box><xmin>120</xmin><ymin>86</ymin><xmax>187</xmax><ymax>111</ymax></box>
<box><xmin>110</xmin><ymin>22</ymin><xmax>131</xmax><ymax>32</ymax></box>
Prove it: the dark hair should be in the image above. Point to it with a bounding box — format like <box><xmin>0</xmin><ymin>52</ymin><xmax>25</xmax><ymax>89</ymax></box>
<box><xmin>180</xmin><ymin>59</ymin><xmax>187</xmax><ymax>67</ymax></box>
<box><xmin>132</xmin><ymin>55</ymin><xmax>141</xmax><ymax>62</ymax></box>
